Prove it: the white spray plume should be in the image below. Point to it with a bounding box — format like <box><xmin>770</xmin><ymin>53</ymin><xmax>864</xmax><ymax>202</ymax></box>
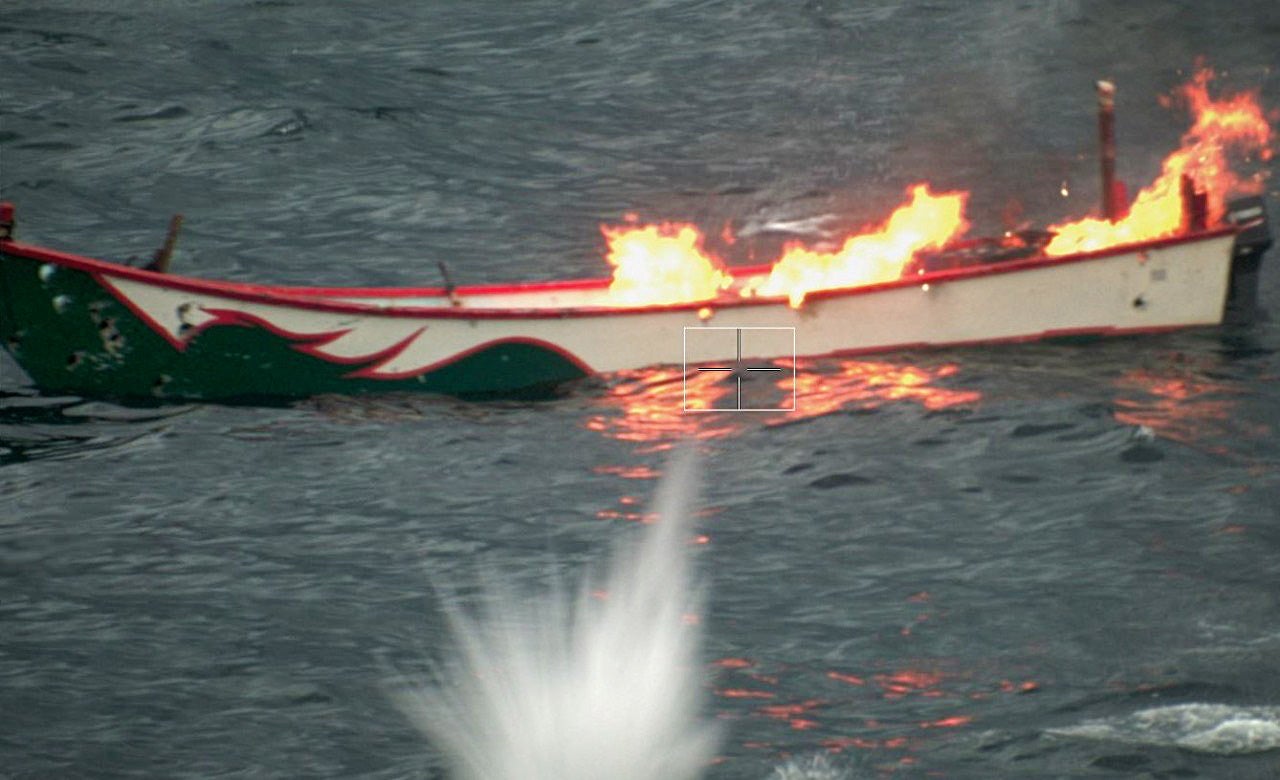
<box><xmin>396</xmin><ymin>447</ymin><xmax>720</xmax><ymax>780</ymax></box>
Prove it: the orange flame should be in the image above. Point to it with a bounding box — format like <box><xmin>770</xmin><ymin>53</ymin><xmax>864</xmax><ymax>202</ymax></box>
<box><xmin>1045</xmin><ymin>67</ymin><xmax>1274</xmax><ymax>255</ymax></box>
<box><xmin>600</xmin><ymin>184</ymin><xmax>969</xmax><ymax>308</ymax></box>
<box><xmin>752</xmin><ymin>184</ymin><xmax>970</xmax><ymax>307</ymax></box>
<box><xmin>599</xmin><ymin>66</ymin><xmax>1272</xmax><ymax>307</ymax></box>
<box><xmin>602</xmin><ymin>220</ymin><xmax>732</xmax><ymax>305</ymax></box>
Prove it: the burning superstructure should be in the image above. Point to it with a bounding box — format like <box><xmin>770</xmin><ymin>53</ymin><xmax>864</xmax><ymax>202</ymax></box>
<box><xmin>1045</xmin><ymin>67</ymin><xmax>1273</xmax><ymax>256</ymax></box>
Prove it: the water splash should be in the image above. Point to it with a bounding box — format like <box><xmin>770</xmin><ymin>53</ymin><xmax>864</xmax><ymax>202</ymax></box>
<box><xmin>395</xmin><ymin>448</ymin><xmax>720</xmax><ymax>780</ymax></box>
<box><xmin>1047</xmin><ymin>703</ymin><xmax>1280</xmax><ymax>755</ymax></box>
<box><xmin>768</xmin><ymin>753</ymin><xmax>850</xmax><ymax>780</ymax></box>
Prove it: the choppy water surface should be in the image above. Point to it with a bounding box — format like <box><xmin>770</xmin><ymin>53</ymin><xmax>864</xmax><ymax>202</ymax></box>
<box><xmin>3</xmin><ymin>1</ymin><xmax>1280</xmax><ymax>777</ymax></box>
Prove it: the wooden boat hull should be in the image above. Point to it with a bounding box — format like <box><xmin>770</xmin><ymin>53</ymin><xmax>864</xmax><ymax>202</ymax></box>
<box><xmin>0</xmin><ymin>224</ymin><xmax>1242</xmax><ymax>402</ymax></box>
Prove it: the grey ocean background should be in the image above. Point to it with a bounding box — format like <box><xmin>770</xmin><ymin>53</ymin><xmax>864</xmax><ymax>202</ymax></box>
<box><xmin>2</xmin><ymin>1</ymin><xmax>1280</xmax><ymax>777</ymax></box>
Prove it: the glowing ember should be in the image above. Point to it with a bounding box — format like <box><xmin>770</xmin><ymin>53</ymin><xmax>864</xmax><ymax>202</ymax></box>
<box><xmin>1045</xmin><ymin>67</ymin><xmax>1274</xmax><ymax>255</ymax></box>
<box><xmin>752</xmin><ymin>184</ymin><xmax>970</xmax><ymax>307</ymax></box>
<box><xmin>603</xmin><ymin>220</ymin><xmax>732</xmax><ymax>305</ymax></box>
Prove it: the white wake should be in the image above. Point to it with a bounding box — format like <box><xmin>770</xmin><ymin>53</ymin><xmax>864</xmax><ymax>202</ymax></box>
<box><xmin>1047</xmin><ymin>702</ymin><xmax>1280</xmax><ymax>755</ymax></box>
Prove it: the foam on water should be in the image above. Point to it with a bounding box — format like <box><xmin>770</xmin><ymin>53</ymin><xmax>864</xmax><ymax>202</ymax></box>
<box><xmin>1047</xmin><ymin>703</ymin><xmax>1280</xmax><ymax>755</ymax></box>
<box><xmin>394</xmin><ymin>448</ymin><xmax>720</xmax><ymax>780</ymax></box>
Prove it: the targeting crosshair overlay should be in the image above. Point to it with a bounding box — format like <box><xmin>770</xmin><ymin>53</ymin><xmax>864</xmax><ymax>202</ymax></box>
<box><xmin>682</xmin><ymin>326</ymin><xmax>796</xmax><ymax>412</ymax></box>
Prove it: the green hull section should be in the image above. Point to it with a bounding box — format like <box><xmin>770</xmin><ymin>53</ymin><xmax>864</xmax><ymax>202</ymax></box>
<box><xmin>0</xmin><ymin>248</ymin><xmax>589</xmax><ymax>402</ymax></box>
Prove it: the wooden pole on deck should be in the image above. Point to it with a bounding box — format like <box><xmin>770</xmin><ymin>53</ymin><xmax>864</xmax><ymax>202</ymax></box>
<box><xmin>437</xmin><ymin>260</ymin><xmax>462</xmax><ymax>306</ymax></box>
<box><xmin>1097</xmin><ymin>80</ymin><xmax>1120</xmax><ymax>223</ymax></box>
<box><xmin>146</xmin><ymin>213</ymin><xmax>183</xmax><ymax>273</ymax></box>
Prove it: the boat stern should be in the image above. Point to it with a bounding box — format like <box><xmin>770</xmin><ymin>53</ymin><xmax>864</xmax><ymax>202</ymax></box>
<box><xmin>1223</xmin><ymin>195</ymin><xmax>1273</xmax><ymax>325</ymax></box>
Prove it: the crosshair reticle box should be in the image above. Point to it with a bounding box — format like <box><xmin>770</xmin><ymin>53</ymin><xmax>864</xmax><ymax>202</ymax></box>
<box><xmin>683</xmin><ymin>326</ymin><xmax>796</xmax><ymax>412</ymax></box>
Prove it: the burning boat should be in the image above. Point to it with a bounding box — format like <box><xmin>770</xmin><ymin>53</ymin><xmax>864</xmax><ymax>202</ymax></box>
<box><xmin>0</xmin><ymin>69</ymin><xmax>1273</xmax><ymax>402</ymax></box>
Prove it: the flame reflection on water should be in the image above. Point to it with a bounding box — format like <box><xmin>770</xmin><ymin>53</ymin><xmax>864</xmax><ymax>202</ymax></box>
<box><xmin>584</xmin><ymin>358</ymin><xmax>982</xmax><ymax>453</ymax></box>
<box><xmin>584</xmin><ymin>367</ymin><xmax>744</xmax><ymax>453</ymax></box>
<box><xmin>708</xmin><ymin>650</ymin><xmax>1040</xmax><ymax>771</ymax></box>
<box><xmin>1112</xmin><ymin>359</ymin><xmax>1271</xmax><ymax>460</ymax></box>
<box><xmin>772</xmin><ymin>359</ymin><xmax>982</xmax><ymax>426</ymax></box>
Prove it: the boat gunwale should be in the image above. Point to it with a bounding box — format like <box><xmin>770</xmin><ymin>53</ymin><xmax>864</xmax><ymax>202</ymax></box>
<box><xmin>0</xmin><ymin>225</ymin><xmax>1239</xmax><ymax>320</ymax></box>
